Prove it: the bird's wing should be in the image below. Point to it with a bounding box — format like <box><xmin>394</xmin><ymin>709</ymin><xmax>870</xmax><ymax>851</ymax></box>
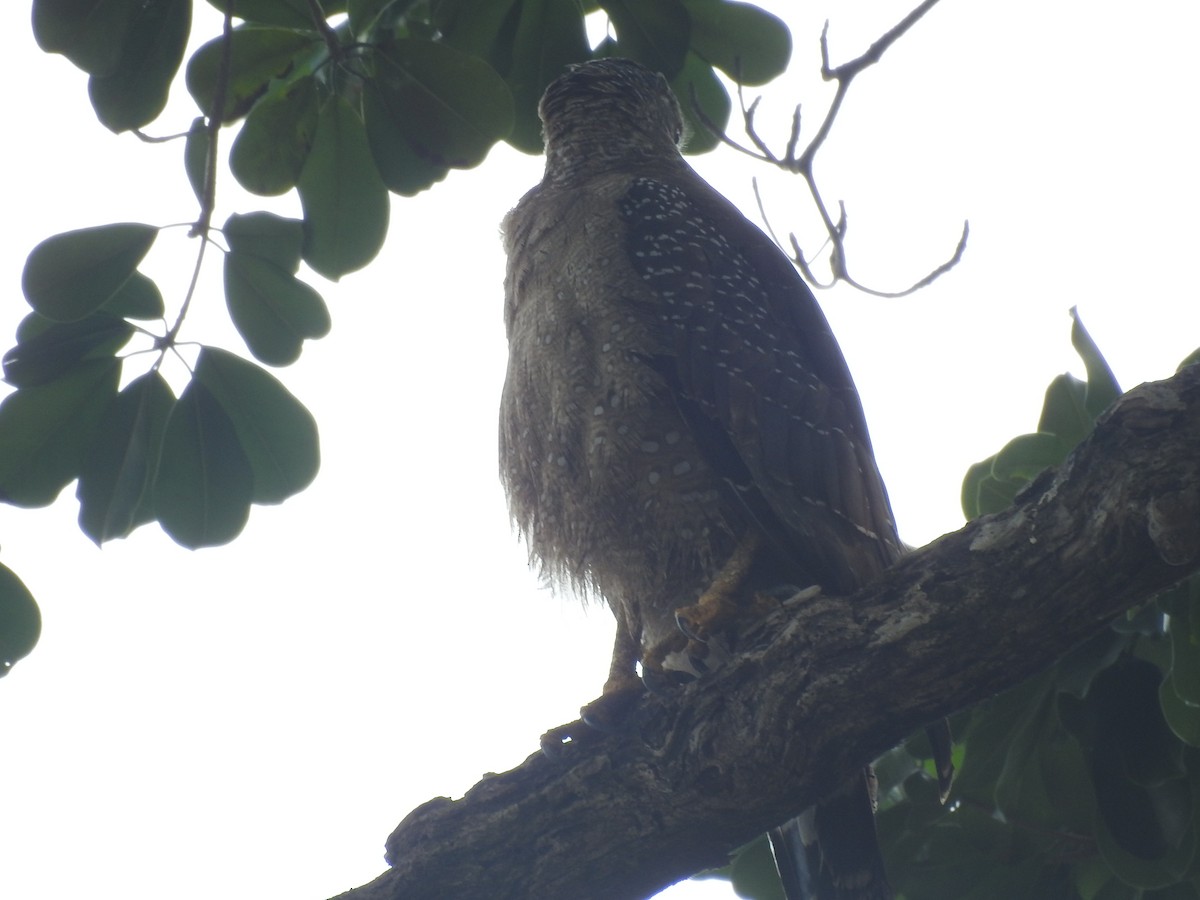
<box><xmin>618</xmin><ymin>173</ymin><xmax>901</xmax><ymax>593</ymax></box>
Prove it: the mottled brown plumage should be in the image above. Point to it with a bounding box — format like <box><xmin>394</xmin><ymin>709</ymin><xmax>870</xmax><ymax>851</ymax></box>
<box><xmin>500</xmin><ymin>59</ymin><xmax>906</xmax><ymax>899</ymax></box>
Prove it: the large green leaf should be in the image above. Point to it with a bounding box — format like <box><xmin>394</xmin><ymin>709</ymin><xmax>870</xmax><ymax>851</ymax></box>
<box><xmin>298</xmin><ymin>93</ymin><xmax>390</xmax><ymax>279</ymax></box>
<box><xmin>1071</xmin><ymin>307</ymin><xmax>1122</xmax><ymax>420</ymax></box>
<box><xmin>1037</xmin><ymin>372</ymin><xmax>1091</xmax><ymax>448</ymax></box>
<box><xmin>729</xmin><ymin>834</ymin><xmax>786</xmax><ymax>900</ymax></box>
<box><xmin>185</xmin><ymin>115</ymin><xmax>215</xmax><ymax>204</ymax></box>
<box><xmin>1093</xmin><ymin>796</ymin><xmax>1196</xmax><ymax>890</ymax></box>
<box><xmin>990</xmin><ymin>431</ymin><xmax>1068</xmax><ymax>483</ymax></box>
<box><xmin>433</xmin><ymin>0</ymin><xmax>520</xmax><ymax>59</ymax></box>
<box><xmin>600</xmin><ymin>0</ymin><xmax>690</xmax><ymax>76</ymax></box>
<box><xmin>2</xmin><ymin>314</ymin><xmax>133</xmax><ymax>388</ymax></box>
<box><xmin>154</xmin><ymin>377</ymin><xmax>254</xmax><ymax>548</ymax></box>
<box><xmin>681</xmin><ymin>0</ymin><xmax>792</xmax><ymax>85</ymax></box>
<box><xmin>0</xmin><ymin>563</ymin><xmax>40</xmax><ymax>677</ymax></box>
<box><xmin>960</xmin><ymin>459</ymin><xmax>990</xmax><ymax>521</ymax></box>
<box><xmin>194</xmin><ymin>348</ymin><xmax>320</xmax><ymax>503</ymax></box>
<box><xmin>223</xmin><ymin>212</ymin><xmax>331</xmax><ymax>365</ymax></box>
<box><xmin>103</xmin><ymin>270</ymin><xmax>165</xmax><ymax>320</ymax></box>
<box><xmin>224</xmin><ymin>211</ymin><xmax>304</xmax><ymax>269</ymax></box>
<box><xmin>88</xmin><ymin>0</ymin><xmax>192</xmax><ymax>132</ymax></box>
<box><xmin>363</xmin><ymin>83</ymin><xmax>452</xmax><ymax>196</ymax></box>
<box><xmin>672</xmin><ymin>50</ymin><xmax>732</xmax><ymax>154</ymax></box>
<box><xmin>963</xmin><ymin>315</ymin><xmax>1122</xmax><ymax>520</ymax></box>
<box><xmin>955</xmin><ymin>673</ymin><xmax>1056</xmax><ymax>808</ymax></box>
<box><xmin>23</xmin><ymin>223</ymin><xmax>158</xmax><ymax>323</ymax></box>
<box><xmin>77</xmin><ymin>371</ymin><xmax>175</xmax><ymax>544</ymax></box>
<box><xmin>31</xmin><ymin>0</ymin><xmax>142</xmax><ymax>76</ymax></box>
<box><xmin>229</xmin><ymin>75</ymin><xmax>319</xmax><ymax>196</ymax></box>
<box><xmin>504</xmin><ymin>0</ymin><xmax>591</xmax><ymax>153</ymax></box>
<box><xmin>1080</xmin><ymin>661</ymin><xmax>1195</xmax><ymax>884</ymax></box>
<box><xmin>186</xmin><ymin>26</ymin><xmax>320</xmax><ymax>122</ymax></box>
<box><xmin>365</xmin><ymin>39</ymin><xmax>514</xmax><ymax>177</ymax></box>
<box><xmin>0</xmin><ymin>359</ymin><xmax>121</xmax><ymax>508</ymax></box>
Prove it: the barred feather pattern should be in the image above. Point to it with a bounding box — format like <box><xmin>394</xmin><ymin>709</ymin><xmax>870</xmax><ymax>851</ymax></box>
<box><xmin>499</xmin><ymin>58</ymin><xmax>905</xmax><ymax>900</ymax></box>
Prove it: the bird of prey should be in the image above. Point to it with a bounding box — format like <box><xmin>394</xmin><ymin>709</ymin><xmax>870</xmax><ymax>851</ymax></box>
<box><xmin>499</xmin><ymin>57</ymin><xmax>946</xmax><ymax>899</ymax></box>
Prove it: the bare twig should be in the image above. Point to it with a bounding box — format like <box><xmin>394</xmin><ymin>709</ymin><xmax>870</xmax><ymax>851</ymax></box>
<box><xmin>695</xmin><ymin>0</ymin><xmax>967</xmax><ymax>296</ymax></box>
<box><xmin>162</xmin><ymin>7</ymin><xmax>235</xmax><ymax>352</ymax></box>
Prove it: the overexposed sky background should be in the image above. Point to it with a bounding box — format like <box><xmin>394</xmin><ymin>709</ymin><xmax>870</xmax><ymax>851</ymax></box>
<box><xmin>2</xmin><ymin>1</ymin><xmax>1197</xmax><ymax>898</ymax></box>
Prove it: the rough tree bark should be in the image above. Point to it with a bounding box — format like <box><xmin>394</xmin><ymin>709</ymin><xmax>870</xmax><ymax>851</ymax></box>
<box><xmin>332</xmin><ymin>364</ymin><xmax>1200</xmax><ymax>900</ymax></box>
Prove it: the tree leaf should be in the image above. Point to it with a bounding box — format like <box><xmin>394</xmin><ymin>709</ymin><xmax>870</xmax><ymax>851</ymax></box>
<box><xmin>1037</xmin><ymin>373</ymin><xmax>1091</xmax><ymax>449</ymax></box>
<box><xmin>0</xmin><ymin>358</ymin><xmax>121</xmax><ymax>508</ymax></box>
<box><xmin>955</xmin><ymin>672</ymin><xmax>1054</xmax><ymax>806</ymax></box>
<box><xmin>681</xmin><ymin>0</ymin><xmax>792</xmax><ymax>85</ymax></box>
<box><xmin>230</xmin><ymin>74</ymin><xmax>319</xmax><ymax>196</ymax></box>
<box><xmin>186</xmin><ymin>26</ymin><xmax>320</xmax><ymax>123</ymax></box>
<box><xmin>1070</xmin><ymin>307</ymin><xmax>1122</xmax><ymax>420</ymax></box>
<box><xmin>31</xmin><ymin>0</ymin><xmax>142</xmax><ymax>76</ymax></box>
<box><xmin>298</xmin><ymin>93</ymin><xmax>390</xmax><ymax>279</ymax></box>
<box><xmin>1093</xmin><ymin>795</ymin><xmax>1197</xmax><ymax>890</ymax></box>
<box><xmin>154</xmin><ymin>376</ymin><xmax>254</xmax><ymax>548</ymax></box>
<box><xmin>432</xmin><ymin>0</ymin><xmax>520</xmax><ymax>59</ymax></box>
<box><xmin>103</xmin><ymin>270</ymin><xmax>166</xmax><ymax>320</ymax></box>
<box><xmin>0</xmin><ymin>562</ymin><xmax>41</xmax><ymax>677</ymax></box>
<box><xmin>363</xmin><ymin>81</ymin><xmax>452</xmax><ymax>196</ymax></box>
<box><xmin>365</xmin><ymin>39</ymin><xmax>513</xmax><ymax>176</ymax></box>
<box><xmin>600</xmin><ymin>0</ymin><xmax>691</xmax><ymax>76</ymax></box>
<box><xmin>88</xmin><ymin>0</ymin><xmax>192</xmax><ymax>132</ymax></box>
<box><xmin>223</xmin><ymin>211</ymin><xmax>305</xmax><ymax>270</ymax></box>
<box><xmin>1178</xmin><ymin>348</ymin><xmax>1200</xmax><ymax>372</ymax></box>
<box><xmin>960</xmin><ymin>459</ymin><xmax>991</xmax><ymax>521</ymax></box>
<box><xmin>990</xmin><ymin>431</ymin><xmax>1068</xmax><ymax>483</ymax></box>
<box><xmin>672</xmin><ymin>50</ymin><xmax>731</xmax><ymax>154</ymax></box>
<box><xmin>194</xmin><ymin>348</ymin><xmax>320</xmax><ymax>503</ymax></box>
<box><xmin>726</xmin><ymin>833</ymin><xmax>786</xmax><ymax>900</ymax></box>
<box><xmin>185</xmin><ymin>115</ymin><xmax>213</xmax><ymax>204</ymax></box>
<box><xmin>77</xmin><ymin>371</ymin><xmax>175</xmax><ymax>544</ymax></box>
<box><xmin>222</xmin><ymin>214</ymin><xmax>334</xmax><ymax>361</ymax></box>
<box><xmin>2</xmin><ymin>314</ymin><xmax>133</xmax><ymax>388</ymax></box>
<box><xmin>23</xmin><ymin>223</ymin><xmax>158</xmax><ymax>323</ymax></box>
<box><xmin>503</xmin><ymin>0</ymin><xmax>591</xmax><ymax>153</ymax></box>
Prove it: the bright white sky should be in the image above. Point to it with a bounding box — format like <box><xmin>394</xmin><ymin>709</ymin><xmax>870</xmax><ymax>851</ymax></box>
<box><xmin>1</xmin><ymin>2</ymin><xmax>1196</xmax><ymax>898</ymax></box>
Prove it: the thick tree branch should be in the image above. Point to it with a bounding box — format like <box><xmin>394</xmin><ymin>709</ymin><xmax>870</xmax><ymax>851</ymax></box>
<box><xmin>334</xmin><ymin>364</ymin><xmax>1200</xmax><ymax>900</ymax></box>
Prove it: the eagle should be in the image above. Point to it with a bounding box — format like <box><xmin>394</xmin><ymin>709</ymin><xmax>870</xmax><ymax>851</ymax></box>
<box><xmin>500</xmin><ymin>58</ymin><xmax>947</xmax><ymax>899</ymax></box>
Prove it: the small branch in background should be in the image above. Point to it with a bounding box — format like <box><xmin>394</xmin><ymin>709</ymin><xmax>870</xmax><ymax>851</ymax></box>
<box><xmin>192</xmin><ymin>7</ymin><xmax>234</xmax><ymax>239</ymax></box>
<box><xmin>694</xmin><ymin>0</ymin><xmax>967</xmax><ymax>297</ymax></box>
<box><xmin>162</xmin><ymin>7</ymin><xmax>235</xmax><ymax>352</ymax></box>
<box><xmin>306</xmin><ymin>0</ymin><xmax>342</xmax><ymax>58</ymax></box>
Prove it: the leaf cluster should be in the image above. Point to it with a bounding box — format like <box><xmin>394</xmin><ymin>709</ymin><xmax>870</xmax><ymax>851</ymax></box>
<box><xmin>2</xmin><ymin>0</ymin><xmax>792</xmax><ymax>671</ymax></box>
<box><xmin>912</xmin><ymin>317</ymin><xmax>1200</xmax><ymax>899</ymax></box>
<box><xmin>951</xmin><ymin>342</ymin><xmax>1189</xmax><ymax>900</ymax></box>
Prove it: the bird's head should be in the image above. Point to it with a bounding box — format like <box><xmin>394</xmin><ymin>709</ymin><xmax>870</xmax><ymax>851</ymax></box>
<box><xmin>538</xmin><ymin>58</ymin><xmax>686</xmax><ymax>182</ymax></box>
